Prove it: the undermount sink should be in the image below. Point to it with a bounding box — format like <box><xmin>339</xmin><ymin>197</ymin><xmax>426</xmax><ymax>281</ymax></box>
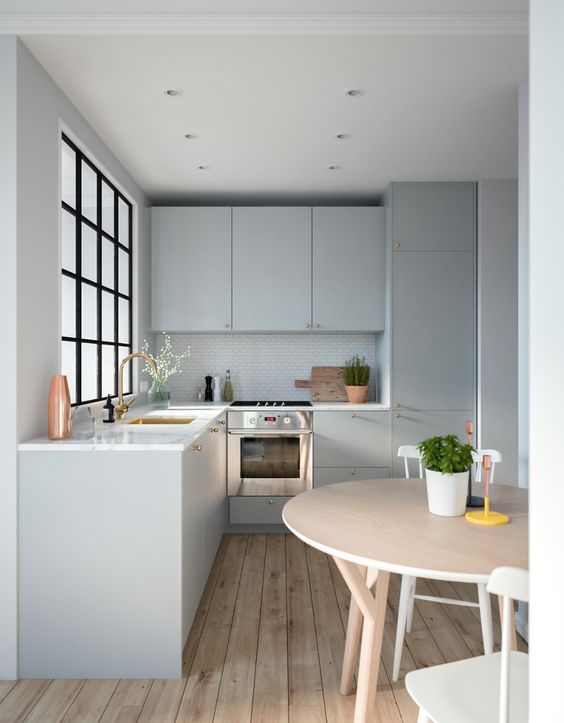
<box><xmin>127</xmin><ymin>416</ymin><xmax>196</xmax><ymax>426</ymax></box>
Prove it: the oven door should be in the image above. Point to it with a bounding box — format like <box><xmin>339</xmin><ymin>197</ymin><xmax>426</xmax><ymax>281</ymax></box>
<box><xmin>227</xmin><ymin>430</ymin><xmax>312</xmax><ymax>496</ymax></box>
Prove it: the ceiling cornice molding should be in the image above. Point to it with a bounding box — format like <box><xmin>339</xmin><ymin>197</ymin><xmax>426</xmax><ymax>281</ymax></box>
<box><xmin>0</xmin><ymin>13</ymin><xmax>528</xmax><ymax>35</ymax></box>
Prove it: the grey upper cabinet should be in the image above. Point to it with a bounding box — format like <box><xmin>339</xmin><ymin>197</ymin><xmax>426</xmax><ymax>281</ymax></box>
<box><xmin>151</xmin><ymin>207</ymin><xmax>232</xmax><ymax>331</ymax></box>
<box><xmin>232</xmin><ymin>207</ymin><xmax>312</xmax><ymax>331</ymax></box>
<box><xmin>392</xmin><ymin>251</ymin><xmax>474</xmax><ymax>410</ymax></box>
<box><xmin>313</xmin><ymin>207</ymin><xmax>385</xmax><ymax>331</ymax></box>
<box><xmin>391</xmin><ymin>183</ymin><xmax>475</xmax><ymax>252</ymax></box>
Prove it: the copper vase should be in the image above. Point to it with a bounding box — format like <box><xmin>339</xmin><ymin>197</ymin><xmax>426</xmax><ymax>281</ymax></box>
<box><xmin>48</xmin><ymin>375</ymin><xmax>72</xmax><ymax>440</ymax></box>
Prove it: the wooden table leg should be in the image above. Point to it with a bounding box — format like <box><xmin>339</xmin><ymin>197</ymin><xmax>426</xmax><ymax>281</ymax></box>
<box><xmin>341</xmin><ymin>586</ymin><xmax>364</xmax><ymax>695</ymax></box>
<box><xmin>334</xmin><ymin>557</ymin><xmax>390</xmax><ymax>723</ymax></box>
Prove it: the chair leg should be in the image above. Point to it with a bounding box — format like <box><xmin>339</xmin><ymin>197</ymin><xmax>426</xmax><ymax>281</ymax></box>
<box><xmin>406</xmin><ymin>577</ymin><xmax>416</xmax><ymax>633</ymax></box>
<box><xmin>417</xmin><ymin>709</ymin><xmax>432</xmax><ymax>723</ymax></box>
<box><xmin>477</xmin><ymin>582</ymin><xmax>493</xmax><ymax>654</ymax></box>
<box><xmin>392</xmin><ymin>574</ymin><xmax>412</xmax><ymax>682</ymax></box>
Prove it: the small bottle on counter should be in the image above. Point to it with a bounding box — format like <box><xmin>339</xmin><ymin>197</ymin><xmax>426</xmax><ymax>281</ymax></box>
<box><xmin>222</xmin><ymin>369</ymin><xmax>233</xmax><ymax>402</ymax></box>
<box><xmin>102</xmin><ymin>394</ymin><xmax>115</xmax><ymax>423</ymax></box>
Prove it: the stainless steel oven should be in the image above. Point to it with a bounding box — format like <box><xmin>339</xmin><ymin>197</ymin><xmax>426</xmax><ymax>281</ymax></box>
<box><xmin>227</xmin><ymin>409</ymin><xmax>313</xmax><ymax>497</ymax></box>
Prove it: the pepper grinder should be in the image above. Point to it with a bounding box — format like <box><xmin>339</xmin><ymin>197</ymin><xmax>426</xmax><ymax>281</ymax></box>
<box><xmin>204</xmin><ymin>375</ymin><xmax>213</xmax><ymax>402</ymax></box>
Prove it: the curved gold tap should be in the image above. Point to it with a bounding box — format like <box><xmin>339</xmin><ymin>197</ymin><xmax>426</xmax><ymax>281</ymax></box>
<box><xmin>116</xmin><ymin>352</ymin><xmax>157</xmax><ymax>421</ymax></box>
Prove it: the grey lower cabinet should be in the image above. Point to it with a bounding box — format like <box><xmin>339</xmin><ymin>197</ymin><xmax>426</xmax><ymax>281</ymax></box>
<box><xmin>312</xmin><ymin>207</ymin><xmax>385</xmax><ymax>331</ymax></box>
<box><xmin>391</xmin><ymin>251</ymin><xmax>475</xmax><ymax>410</ymax></box>
<box><xmin>314</xmin><ymin>411</ymin><xmax>391</xmax><ymax>486</ymax></box>
<box><xmin>390</xmin><ymin>182</ymin><xmax>475</xmax><ymax>252</ymax></box>
<box><xmin>229</xmin><ymin>496</ymin><xmax>291</xmax><ymax>524</ymax></box>
<box><xmin>232</xmin><ymin>207</ymin><xmax>312</xmax><ymax>331</ymax></box>
<box><xmin>314</xmin><ymin>467</ymin><xmax>390</xmax><ymax>487</ymax></box>
<box><xmin>151</xmin><ymin>207</ymin><xmax>232</xmax><ymax>331</ymax></box>
<box><xmin>314</xmin><ymin>411</ymin><xmax>390</xmax><ymax>468</ymax></box>
<box><xmin>391</xmin><ymin>410</ymin><xmax>474</xmax><ymax>477</ymax></box>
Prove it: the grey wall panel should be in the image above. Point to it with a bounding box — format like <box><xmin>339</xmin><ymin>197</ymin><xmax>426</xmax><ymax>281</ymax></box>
<box><xmin>391</xmin><ymin>182</ymin><xmax>475</xmax><ymax>252</ymax></box>
<box><xmin>392</xmin><ymin>252</ymin><xmax>475</xmax><ymax>410</ymax></box>
<box><xmin>478</xmin><ymin>180</ymin><xmax>518</xmax><ymax>486</ymax></box>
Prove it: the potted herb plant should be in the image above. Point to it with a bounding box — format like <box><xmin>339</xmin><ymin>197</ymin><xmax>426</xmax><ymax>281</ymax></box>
<box><xmin>344</xmin><ymin>355</ymin><xmax>370</xmax><ymax>403</ymax></box>
<box><xmin>417</xmin><ymin>434</ymin><xmax>475</xmax><ymax>516</ymax></box>
<box><xmin>141</xmin><ymin>333</ymin><xmax>190</xmax><ymax>408</ymax></box>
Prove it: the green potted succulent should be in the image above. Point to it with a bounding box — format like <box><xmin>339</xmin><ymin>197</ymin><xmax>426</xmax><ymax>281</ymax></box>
<box><xmin>417</xmin><ymin>434</ymin><xmax>475</xmax><ymax>516</ymax></box>
<box><xmin>344</xmin><ymin>355</ymin><xmax>370</xmax><ymax>403</ymax></box>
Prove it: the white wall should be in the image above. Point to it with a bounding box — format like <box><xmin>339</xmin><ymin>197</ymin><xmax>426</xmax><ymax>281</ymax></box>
<box><xmin>0</xmin><ymin>36</ymin><xmax>19</xmax><ymax>680</ymax></box>
<box><xmin>518</xmin><ymin>79</ymin><xmax>529</xmax><ymax>489</ymax></box>
<box><xmin>477</xmin><ymin>180</ymin><xmax>518</xmax><ymax>486</ymax></box>
<box><xmin>0</xmin><ymin>38</ymin><xmax>152</xmax><ymax>677</ymax></box>
<box><xmin>16</xmin><ymin>39</ymin><xmax>151</xmax><ymax>443</ymax></box>
<box><xmin>529</xmin><ymin>0</ymin><xmax>564</xmax><ymax>716</ymax></box>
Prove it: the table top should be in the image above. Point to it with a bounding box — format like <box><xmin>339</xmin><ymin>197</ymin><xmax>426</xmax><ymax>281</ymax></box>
<box><xmin>283</xmin><ymin>478</ymin><xmax>528</xmax><ymax>583</ymax></box>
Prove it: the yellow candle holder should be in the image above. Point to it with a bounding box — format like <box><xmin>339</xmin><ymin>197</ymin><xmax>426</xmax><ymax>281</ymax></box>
<box><xmin>465</xmin><ymin>455</ymin><xmax>510</xmax><ymax>526</ymax></box>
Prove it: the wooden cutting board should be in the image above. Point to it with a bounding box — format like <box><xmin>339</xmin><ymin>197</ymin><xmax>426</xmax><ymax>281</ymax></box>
<box><xmin>294</xmin><ymin>367</ymin><xmax>347</xmax><ymax>401</ymax></box>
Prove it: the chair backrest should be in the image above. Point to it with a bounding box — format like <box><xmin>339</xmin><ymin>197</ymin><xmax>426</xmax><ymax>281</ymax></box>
<box><xmin>486</xmin><ymin>567</ymin><xmax>529</xmax><ymax>723</ymax></box>
<box><xmin>397</xmin><ymin>445</ymin><xmax>423</xmax><ymax>479</ymax></box>
<box><xmin>472</xmin><ymin>449</ymin><xmax>502</xmax><ymax>484</ymax></box>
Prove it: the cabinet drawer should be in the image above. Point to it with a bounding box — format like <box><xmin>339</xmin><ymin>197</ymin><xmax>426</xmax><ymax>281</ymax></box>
<box><xmin>313</xmin><ymin>411</ymin><xmax>390</xmax><ymax>468</ymax></box>
<box><xmin>229</xmin><ymin>496</ymin><xmax>291</xmax><ymax>525</ymax></box>
<box><xmin>314</xmin><ymin>467</ymin><xmax>390</xmax><ymax>487</ymax></box>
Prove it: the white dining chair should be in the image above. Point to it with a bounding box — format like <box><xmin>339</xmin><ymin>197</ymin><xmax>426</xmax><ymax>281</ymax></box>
<box><xmin>405</xmin><ymin>566</ymin><xmax>528</xmax><ymax>723</ymax></box>
<box><xmin>393</xmin><ymin>446</ymin><xmax>503</xmax><ymax>683</ymax></box>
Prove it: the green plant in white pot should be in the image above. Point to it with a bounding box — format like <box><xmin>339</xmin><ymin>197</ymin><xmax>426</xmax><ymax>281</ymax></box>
<box><xmin>417</xmin><ymin>434</ymin><xmax>475</xmax><ymax>517</ymax></box>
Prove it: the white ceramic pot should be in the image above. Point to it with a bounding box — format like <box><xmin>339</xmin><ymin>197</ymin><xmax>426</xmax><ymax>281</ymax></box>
<box><xmin>425</xmin><ymin>469</ymin><xmax>468</xmax><ymax>517</ymax></box>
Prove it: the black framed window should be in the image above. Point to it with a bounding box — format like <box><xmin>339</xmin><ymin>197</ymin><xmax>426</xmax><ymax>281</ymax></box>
<box><xmin>61</xmin><ymin>134</ymin><xmax>133</xmax><ymax>405</ymax></box>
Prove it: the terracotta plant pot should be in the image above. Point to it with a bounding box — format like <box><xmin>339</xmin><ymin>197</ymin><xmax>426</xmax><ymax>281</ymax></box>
<box><xmin>345</xmin><ymin>385</ymin><xmax>368</xmax><ymax>404</ymax></box>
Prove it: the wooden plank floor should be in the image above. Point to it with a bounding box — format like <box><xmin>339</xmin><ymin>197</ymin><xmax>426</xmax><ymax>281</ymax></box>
<box><xmin>0</xmin><ymin>533</ymin><xmax>526</xmax><ymax>723</ymax></box>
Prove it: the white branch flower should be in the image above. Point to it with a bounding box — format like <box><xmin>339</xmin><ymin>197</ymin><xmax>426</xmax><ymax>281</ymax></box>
<box><xmin>141</xmin><ymin>333</ymin><xmax>190</xmax><ymax>391</ymax></box>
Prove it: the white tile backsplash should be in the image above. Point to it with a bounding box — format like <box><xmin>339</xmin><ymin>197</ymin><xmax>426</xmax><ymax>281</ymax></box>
<box><xmin>151</xmin><ymin>333</ymin><xmax>380</xmax><ymax>402</ymax></box>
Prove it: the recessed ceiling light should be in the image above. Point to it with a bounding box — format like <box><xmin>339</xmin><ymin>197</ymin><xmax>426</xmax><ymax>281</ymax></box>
<box><xmin>197</xmin><ymin>165</ymin><xmax>210</xmax><ymax>171</ymax></box>
<box><xmin>328</xmin><ymin>165</ymin><xmax>341</xmax><ymax>171</ymax></box>
<box><xmin>184</xmin><ymin>133</ymin><xmax>199</xmax><ymax>140</ymax></box>
<box><xmin>335</xmin><ymin>133</ymin><xmax>351</xmax><ymax>140</ymax></box>
<box><xmin>164</xmin><ymin>89</ymin><xmax>180</xmax><ymax>97</ymax></box>
<box><xmin>345</xmin><ymin>88</ymin><xmax>364</xmax><ymax>97</ymax></box>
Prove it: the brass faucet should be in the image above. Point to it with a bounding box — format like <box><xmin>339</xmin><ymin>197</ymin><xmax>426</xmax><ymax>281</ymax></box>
<box><xmin>116</xmin><ymin>352</ymin><xmax>157</xmax><ymax>421</ymax></box>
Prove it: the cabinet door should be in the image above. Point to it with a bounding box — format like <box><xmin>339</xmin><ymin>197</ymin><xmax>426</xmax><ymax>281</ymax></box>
<box><xmin>312</xmin><ymin>207</ymin><xmax>385</xmax><ymax>330</ymax></box>
<box><xmin>181</xmin><ymin>445</ymin><xmax>205</xmax><ymax>645</ymax></box>
<box><xmin>152</xmin><ymin>207</ymin><xmax>232</xmax><ymax>331</ymax></box>
<box><xmin>314</xmin><ymin>411</ymin><xmax>390</xmax><ymax>468</ymax></box>
<box><xmin>314</xmin><ymin>467</ymin><xmax>390</xmax><ymax>487</ymax></box>
<box><xmin>229</xmin><ymin>496</ymin><xmax>291</xmax><ymax>524</ymax></box>
<box><xmin>392</xmin><ymin>252</ymin><xmax>475</xmax><ymax>410</ymax></box>
<box><xmin>232</xmin><ymin>207</ymin><xmax>311</xmax><ymax>330</ymax></box>
<box><xmin>202</xmin><ymin>421</ymin><xmax>227</xmax><ymax>574</ymax></box>
<box><xmin>391</xmin><ymin>182</ymin><xmax>475</xmax><ymax>252</ymax></box>
<box><xmin>391</xmin><ymin>410</ymin><xmax>474</xmax><ymax>477</ymax></box>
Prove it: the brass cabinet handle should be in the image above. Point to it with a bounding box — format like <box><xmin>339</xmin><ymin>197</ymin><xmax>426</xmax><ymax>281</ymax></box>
<box><xmin>268</xmin><ymin>499</ymin><xmax>274</xmax><ymax>506</ymax></box>
<box><xmin>210</xmin><ymin>427</ymin><xmax>219</xmax><ymax>433</ymax></box>
<box><xmin>351</xmin><ymin>469</ymin><xmax>356</xmax><ymax>476</ymax></box>
<box><xmin>218</xmin><ymin>419</ymin><xmax>225</xmax><ymax>425</ymax></box>
<box><xmin>305</xmin><ymin>323</ymin><xmax>311</xmax><ymax>329</ymax></box>
<box><xmin>224</xmin><ymin>322</ymin><xmax>230</xmax><ymax>329</ymax></box>
<box><xmin>394</xmin><ymin>241</ymin><xmax>401</xmax><ymax>248</ymax></box>
<box><xmin>351</xmin><ymin>413</ymin><xmax>357</xmax><ymax>418</ymax></box>
<box><xmin>314</xmin><ymin>323</ymin><xmax>320</xmax><ymax>329</ymax></box>
<box><xmin>192</xmin><ymin>444</ymin><xmax>204</xmax><ymax>451</ymax></box>
<box><xmin>395</xmin><ymin>402</ymin><xmax>401</xmax><ymax>408</ymax></box>
<box><xmin>395</xmin><ymin>413</ymin><xmax>401</xmax><ymax>419</ymax></box>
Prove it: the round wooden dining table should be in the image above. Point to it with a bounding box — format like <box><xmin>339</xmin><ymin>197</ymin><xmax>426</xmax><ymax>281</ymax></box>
<box><xmin>282</xmin><ymin>478</ymin><xmax>528</xmax><ymax>723</ymax></box>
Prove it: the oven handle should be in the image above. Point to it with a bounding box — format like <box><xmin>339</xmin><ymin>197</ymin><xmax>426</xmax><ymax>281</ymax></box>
<box><xmin>228</xmin><ymin>429</ymin><xmax>312</xmax><ymax>436</ymax></box>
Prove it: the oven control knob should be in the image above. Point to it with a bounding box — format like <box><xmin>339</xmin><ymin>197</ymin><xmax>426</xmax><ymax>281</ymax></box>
<box><xmin>249</xmin><ymin>417</ymin><xmax>257</xmax><ymax>425</ymax></box>
<box><xmin>283</xmin><ymin>417</ymin><xmax>291</xmax><ymax>424</ymax></box>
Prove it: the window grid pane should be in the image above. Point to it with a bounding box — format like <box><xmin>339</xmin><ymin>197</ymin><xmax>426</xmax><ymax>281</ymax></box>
<box><xmin>60</xmin><ymin>135</ymin><xmax>133</xmax><ymax>406</ymax></box>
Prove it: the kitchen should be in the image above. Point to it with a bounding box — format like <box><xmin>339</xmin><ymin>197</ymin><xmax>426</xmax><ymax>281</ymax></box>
<box><xmin>2</xmin><ymin>1</ymin><xmax>560</xmax><ymax>723</ymax></box>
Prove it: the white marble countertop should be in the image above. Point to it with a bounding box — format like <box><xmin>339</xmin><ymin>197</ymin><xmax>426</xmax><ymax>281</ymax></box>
<box><xmin>18</xmin><ymin>405</ymin><xmax>229</xmax><ymax>452</ymax></box>
<box><xmin>171</xmin><ymin>400</ymin><xmax>390</xmax><ymax>412</ymax></box>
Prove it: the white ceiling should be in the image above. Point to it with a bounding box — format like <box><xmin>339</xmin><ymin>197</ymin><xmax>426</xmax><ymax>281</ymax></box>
<box><xmin>17</xmin><ymin>3</ymin><xmax>528</xmax><ymax>203</ymax></box>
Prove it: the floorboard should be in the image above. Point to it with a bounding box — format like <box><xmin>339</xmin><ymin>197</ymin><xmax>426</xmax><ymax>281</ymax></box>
<box><xmin>0</xmin><ymin>533</ymin><xmax>528</xmax><ymax>723</ymax></box>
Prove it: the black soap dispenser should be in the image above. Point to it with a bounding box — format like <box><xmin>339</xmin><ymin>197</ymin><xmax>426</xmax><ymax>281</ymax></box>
<box><xmin>102</xmin><ymin>394</ymin><xmax>115</xmax><ymax>423</ymax></box>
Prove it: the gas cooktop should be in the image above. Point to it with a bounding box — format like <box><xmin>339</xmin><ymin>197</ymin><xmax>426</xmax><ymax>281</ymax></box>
<box><xmin>229</xmin><ymin>401</ymin><xmax>313</xmax><ymax>407</ymax></box>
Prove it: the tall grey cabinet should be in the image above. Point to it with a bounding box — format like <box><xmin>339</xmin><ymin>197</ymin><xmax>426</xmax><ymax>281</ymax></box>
<box><xmin>389</xmin><ymin>182</ymin><xmax>476</xmax><ymax>476</ymax></box>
